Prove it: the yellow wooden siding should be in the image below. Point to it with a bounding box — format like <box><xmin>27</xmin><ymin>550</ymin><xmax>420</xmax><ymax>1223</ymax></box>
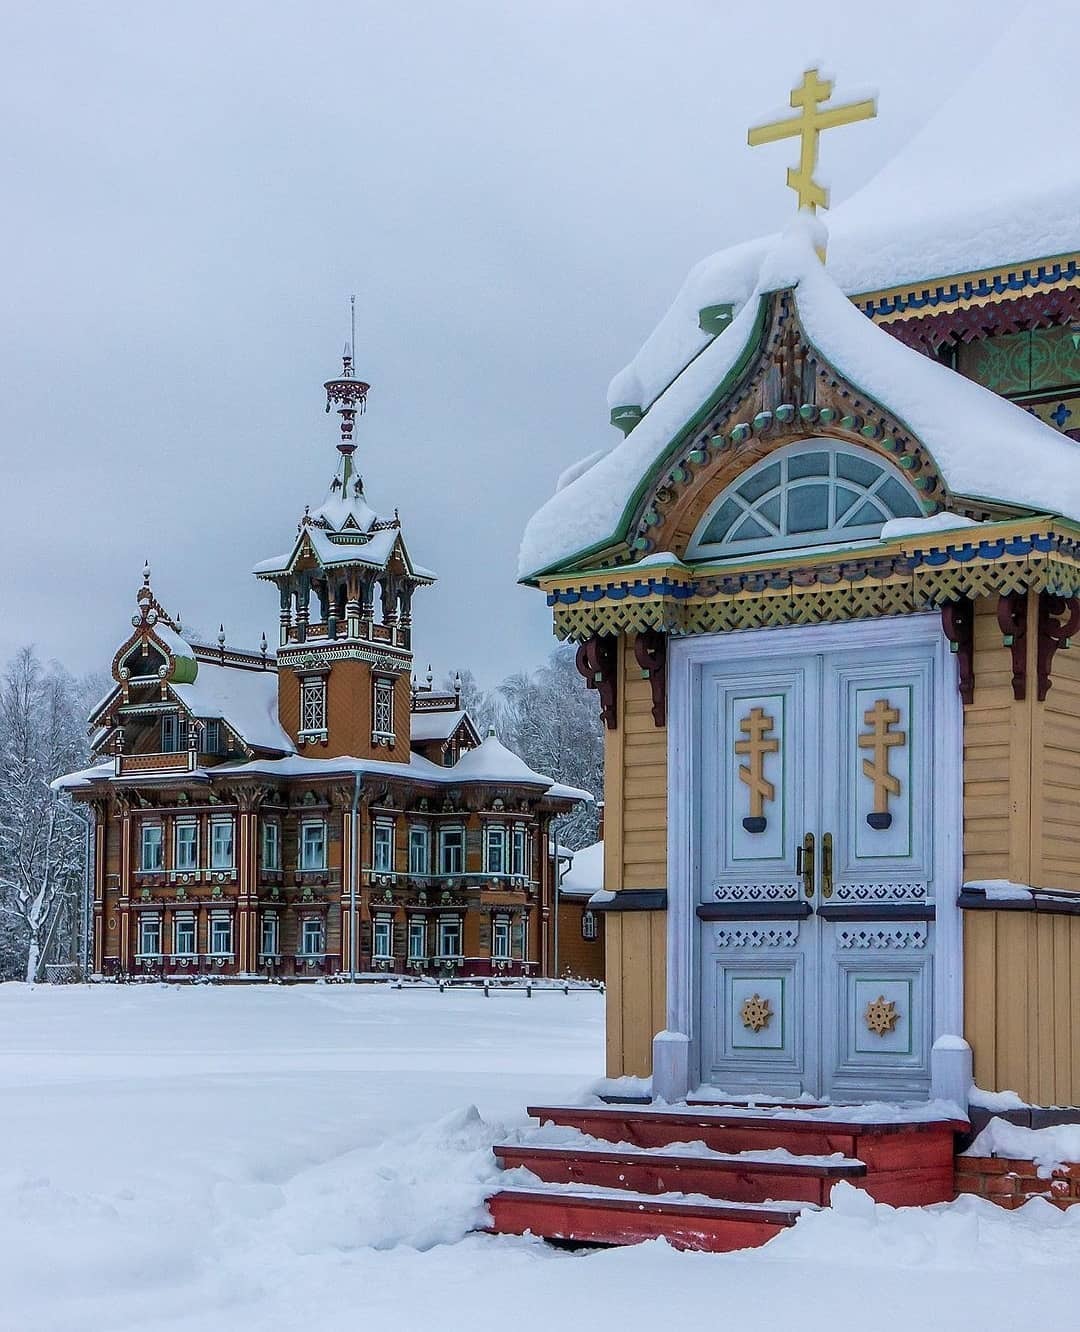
<box><xmin>962</xmin><ymin>595</ymin><xmax>1032</xmax><ymax>885</ymax></box>
<box><xmin>964</xmin><ymin>909</ymin><xmax>1080</xmax><ymax>1105</ymax></box>
<box><xmin>604</xmin><ymin>634</ymin><xmax>669</xmax><ymax>1076</ymax></box>
<box><xmin>1032</xmin><ymin>615</ymin><xmax>1080</xmax><ymax>890</ymax></box>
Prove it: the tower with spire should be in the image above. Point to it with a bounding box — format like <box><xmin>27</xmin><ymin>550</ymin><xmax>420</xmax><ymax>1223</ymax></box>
<box><xmin>254</xmin><ymin>339</ymin><xmax>434</xmax><ymax>760</ymax></box>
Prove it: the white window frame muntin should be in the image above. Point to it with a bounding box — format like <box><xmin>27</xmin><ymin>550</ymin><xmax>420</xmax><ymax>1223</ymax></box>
<box><xmin>373</xmin><ymin>914</ymin><xmax>394</xmax><ymax>960</ymax></box>
<box><xmin>581</xmin><ymin>909</ymin><xmax>599</xmax><ymax>942</ymax></box>
<box><xmin>408</xmin><ymin>824</ymin><xmax>430</xmax><ymax>876</ymax></box>
<box><xmin>408</xmin><ymin>916</ymin><xmax>427</xmax><ymax>960</ymax></box>
<box><xmin>210</xmin><ymin>817</ymin><xmax>235</xmax><ymax>870</ymax></box>
<box><xmin>299</xmin><ymin>675</ymin><xmax>328</xmax><ymax>739</ymax></box>
<box><xmin>173</xmin><ymin>912</ymin><xmax>197</xmax><ymax>955</ymax></box>
<box><xmin>140</xmin><ymin>823</ymin><xmax>164</xmax><ymax>872</ymax></box>
<box><xmin>300</xmin><ymin>819</ymin><xmax>328</xmax><ymax>872</ymax></box>
<box><xmin>437</xmin><ymin>914</ymin><xmax>463</xmax><ymax>959</ymax></box>
<box><xmin>686</xmin><ymin>439</ymin><xmax>923</xmax><ymax>560</ymax></box>
<box><xmin>484</xmin><ymin>823</ymin><xmax>508</xmax><ymax>875</ymax></box>
<box><xmin>511</xmin><ymin>824</ymin><xmax>527</xmax><ymax>877</ymax></box>
<box><xmin>491</xmin><ymin>914</ymin><xmax>512</xmax><ymax>960</ymax></box>
<box><xmin>372</xmin><ymin>819</ymin><xmax>395</xmax><ymax>873</ymax></box>
<box><xmin>138</xmin><ymin>913</ymin><xmax>162</xmax><ymax>957</ymax></box>
<box><xmin>260</xmin><ymin>911</ymin><xmax>279</xmax><ymax>957</ymax></box>
<box><xmin>372</xmin><ymin>675</ymin><xmax>395</xmax><ymax>741</ymax></box>
<box><xmin>438</xmin><ymin>825</ymin><xmax>465</xmax><ymax>875</ymax></box>
<box><xmin>174</xmin><ymin>820</ymin><xmax>198</xmax><ymax>872</ymax></box>
<box><xmin>299</xmin><ymin>916</ymin><xmax>324</xmax><ymax>956</ymax></box>
<box><xmin>260</xmin><ymin>819</ymin><xmax>281</xmax><ymax>871</ymax></box>
<box><xmin>209</xmin><ymin>912</ymin><xmax>233</xmax><ymax>956</ymax></box>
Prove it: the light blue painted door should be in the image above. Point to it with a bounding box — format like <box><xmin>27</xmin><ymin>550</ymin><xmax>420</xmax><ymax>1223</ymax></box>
<box><xmin>696</xmin><ymin>639</ymin><xmax>938</xmax><ymax>1100</ymax></box>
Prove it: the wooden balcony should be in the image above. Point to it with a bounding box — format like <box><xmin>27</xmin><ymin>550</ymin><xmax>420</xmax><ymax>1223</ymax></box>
<box><xmin>116</xmin><ymin>751</ymin><xmax>195</xmax><ymax>776</ymax></box>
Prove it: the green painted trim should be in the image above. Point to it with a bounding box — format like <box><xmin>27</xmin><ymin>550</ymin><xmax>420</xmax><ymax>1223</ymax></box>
<box><xmin>170</xmin><ymin>655</ymin><xmax>198</xmax><ymax>685</ymax></box>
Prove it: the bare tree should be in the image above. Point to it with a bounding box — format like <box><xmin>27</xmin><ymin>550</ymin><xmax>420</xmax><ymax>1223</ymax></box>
<box><xmin>0</xmin><ymin>649</ymin><xmax>92</xmax><ymax>982</ymax></box>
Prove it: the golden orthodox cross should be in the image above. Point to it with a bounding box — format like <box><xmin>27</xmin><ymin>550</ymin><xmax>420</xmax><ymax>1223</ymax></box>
<box><xmin>858</xmin><ymin>698</ymin><xmax>904</xmax><ymax>816</ymax></box>
<box><xmin>735</xmin><ymin>707</ymin><xmax>779</xmax><ymax>819</ymax></box>
<box><xmin>747</xmin><ymin>68</ymin><xmax>876</xmax><ymax>213</ymax></box>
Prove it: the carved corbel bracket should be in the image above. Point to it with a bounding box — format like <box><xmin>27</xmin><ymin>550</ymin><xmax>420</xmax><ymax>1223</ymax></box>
<box><xmin>996</xmin><ymin>591</ymin><xmax>1029</xmax><ymax>700</ymax></box>
<box><xmin>940</xmin><ymin>597</ymin><xmax>975</xmax><ymax>705</ymax></box>
<box><xmin>632</xmin><ymin>630</ymin><xmax>668</xmax><ymax>728</ymax></box>
<box><xmin>575</xmin><ymin>635</ymin><xmax>619</xmax><ymax>730</ymax></box>
<box><xmin>1037</xmin><ymin>593</ymin><xmax>1080</xmax><ymax>702</ymax></box>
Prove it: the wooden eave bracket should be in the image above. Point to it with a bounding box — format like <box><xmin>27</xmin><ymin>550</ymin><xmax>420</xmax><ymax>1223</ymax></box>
<box><xmin>575</xmin><ymin>635</ymin><xmax>618</xmax><ymax>730</ymax></box>
<box><xmin>632</xmin><ymin>629</ymin><xmax>667</xmax><ymax>728</ymax></box>
<box><xmin>996</xmin><ymin>590</ymin><xmax>1029</xmax><ymax>700</ymax></box>
<box><xmin>1037</xmin><ymin>592</ymin><xmax>1080</xmax><ymax>702</ymax></box>
<box><xmin>940</xmin><ymin>597</ymin><xmax>975</xmax><ymax>705</ymax></box>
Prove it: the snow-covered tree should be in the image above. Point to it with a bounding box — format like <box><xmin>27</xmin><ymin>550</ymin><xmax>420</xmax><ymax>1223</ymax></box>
<box><xmin>494</xmin><ymin>645</ymin><xmax>603</xmax><ymax>850</ymax></box>
<box><xmin>0</xmin><ymin>649</ymin><xmax>93</xmax><ymax>982</ymax></box>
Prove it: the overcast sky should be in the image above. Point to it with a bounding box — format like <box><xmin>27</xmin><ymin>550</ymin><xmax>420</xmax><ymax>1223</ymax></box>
<box><xmin>1</xmin><ymin>0</ymin><xmax>1023</xmax><ymax>687</ymax></box>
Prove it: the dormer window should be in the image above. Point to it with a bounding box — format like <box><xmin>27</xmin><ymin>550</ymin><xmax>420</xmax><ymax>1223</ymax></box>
<box><xmin>160</xmin><ymin>713</ymin><xmax>187</xmax><ymax>753</ymax></box>
<box><xmin>687</xmin><ymin>441</ymin><xmax>921</xmax><ymax>559</ymax></box>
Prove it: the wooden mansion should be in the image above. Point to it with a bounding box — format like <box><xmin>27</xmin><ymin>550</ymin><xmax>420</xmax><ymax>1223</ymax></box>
<box><xmin>60</xmin><ymin>349</ymin><xmax>588</xmax><ymax>981</ymax></box>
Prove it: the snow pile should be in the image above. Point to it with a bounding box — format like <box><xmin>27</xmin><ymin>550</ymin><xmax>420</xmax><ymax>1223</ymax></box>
<box><xmin>964</xmin><ymin>1118</ymin><xmax>1080</xmax><ymax>1176</ymax></box>
<box><xmin>4</xmin><ymin>984</ymin><xmax>1080</xmax><ymax>1330</ymax></box>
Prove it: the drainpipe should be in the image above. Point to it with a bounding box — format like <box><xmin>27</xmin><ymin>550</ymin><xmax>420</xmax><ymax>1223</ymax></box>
<box><xmin>350</xmin><ymin>772</ymin><xmax>362</xmax><ymax>982</ymax></box>
<box><xmin>552</xmin><ymin>822</ymin><xmax>560</xmax><ymax>980</ymax></box>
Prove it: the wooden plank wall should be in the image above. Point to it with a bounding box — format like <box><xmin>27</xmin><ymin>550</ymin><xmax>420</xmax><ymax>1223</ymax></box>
<box><xmin>963</xmin><ymin>591</ymin><xmax>1080</xmax><ymax>1102</ymax></box>
<box><xmin>965</xmin><ymin>910</ymin><xmax>1080</xmax><ymax>1105</ymax></box>
<box><xmin>604</xmin><ymin>633</ymin><xmax>668</xmax><ymax>1077</ymax></box>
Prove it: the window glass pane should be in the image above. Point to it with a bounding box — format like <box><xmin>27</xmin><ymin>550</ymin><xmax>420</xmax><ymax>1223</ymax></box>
<box><xmin>877</xmin><ymin>476</ymin><xmax>921</xmax><ymax>517</ymax></box>
<box><xmin>700</xmin><ymin>497</ymin><xmax>743</xmax><ymax>544</ymax></box>
<box><xmin>759</xmin><ymin>495</ymin><xmax>781</xmax><ymax>528</ymax></box>
<box><xmin>729</xmin><ymin>515</ymin><xmax>770</xmax><ymax>541</ymax></box>
<box><xmin>836</xmin><ymin>452</ymin><xmax>882</xmax><ymax>486</ymax></box>
<box><xmin>842</xmin><ymin>499</ymin><xmax>886</xmax><ymax>527</ymax></box>
<box><xmin>788</xmin><ymin>451</ymin><xmax>829</xmax><ymax>479</ymax></box>
<box><xmin>834</xmin><ymin>485</ymin><xmax>859</xmax><ymax>520</ymax></box>
<box><xmin>737</xmin><ymin>463</ymin><xmax>780</xmax><ymax>503</ymax></box>
<box><xmin>787</xmin><ymin>484</ymin><xmax>830</xmax><ymax>533</ymax></box>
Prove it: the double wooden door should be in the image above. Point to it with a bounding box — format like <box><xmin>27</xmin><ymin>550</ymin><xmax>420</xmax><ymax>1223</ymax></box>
<box><xmin>696</xmin><ymin>634</ymin><xmax>941</xmax><ymax>1099</ymax></box>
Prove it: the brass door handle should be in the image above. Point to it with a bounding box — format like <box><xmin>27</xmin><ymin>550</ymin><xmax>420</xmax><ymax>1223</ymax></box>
<box><xmin>822</xmin><ymin>832</ymin><xmax>833</xmax><ymax>899</ymax></box>
<box><xmin>796</xmin><ymin>832</ymin><xmax>815</xmax><ymax>898</ymax></box>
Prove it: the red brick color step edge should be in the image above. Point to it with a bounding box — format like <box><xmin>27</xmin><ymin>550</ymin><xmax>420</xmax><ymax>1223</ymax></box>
<box><xmin>956</xmin><ymin>1156</ymin><xmax>1080</xmax><ymax>1210</ymax></box>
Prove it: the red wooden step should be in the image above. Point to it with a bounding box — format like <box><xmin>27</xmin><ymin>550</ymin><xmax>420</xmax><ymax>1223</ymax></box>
<box><xmin>494</xmin><ymin>1142</ymin><xmax>865</xmax><ymax>1206</ymax></box>
<box><xmin>487</xmin><ymin>1186</ymin><xmax>804</xmax><ymax>1253</ymax></box>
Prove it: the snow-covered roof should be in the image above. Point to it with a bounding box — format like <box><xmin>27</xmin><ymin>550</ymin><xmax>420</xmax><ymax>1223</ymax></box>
<box><xmin>560</xmin><ymin>840</ymin><xmax>603</xmax><ymax>899</ymax></box>
<box><xmin>170</xmin><ymin>662</ymin><xmax>294</xmax><ymax>754</ymax></box>
<box><xmin>253</xmin><ymin>457</ymin><xmax>434</xmax><ymax>583</ymax></box>
<box><xmin>520</xmin><ymin>218</ymin><xmax>1080</xmax><ymax>579</ymax></box>
<box><xmin>56</xmin><ymin>736</ymin><xmax>591</xmax><ymax>804</ymax></box>
<box><xmin>410</xmin><ymin>708</ymin><xmax>470</xmax><ymax>744</ymax></box>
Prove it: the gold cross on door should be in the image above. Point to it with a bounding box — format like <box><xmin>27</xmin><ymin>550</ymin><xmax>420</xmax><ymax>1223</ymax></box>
<box><xmin>735</xmin><ymin>706</ymin><xmax>779</xmax><ymax>833</ymax></box>
<box><xmin>858</xmin><ymin>697</ymin><xmax>905</xmax><ymax>830</ymax></box>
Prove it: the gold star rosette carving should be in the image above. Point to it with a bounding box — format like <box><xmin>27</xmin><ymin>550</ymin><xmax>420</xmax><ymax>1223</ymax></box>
<box><xmin>741</xmin><ymin>993</ymin><xmax>774</xmax><ymax>1032</ymax></box>
<box><xmin>864</xmin><ymin>995</ymin><xmax>900</xmax><ymax>1037</ymax></box>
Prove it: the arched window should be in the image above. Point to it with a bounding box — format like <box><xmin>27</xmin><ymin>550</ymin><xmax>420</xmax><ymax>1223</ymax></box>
<box><xmin>687</xmin><ymin>441</ymin><xmax>922</xmax><ymax>558</ymax></box>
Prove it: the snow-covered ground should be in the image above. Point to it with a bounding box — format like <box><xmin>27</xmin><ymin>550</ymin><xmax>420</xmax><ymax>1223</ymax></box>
<box><xmin>1</xmin><ymin>983</ymin><xmax>1078</xmax><ymax>1331</ymax></box>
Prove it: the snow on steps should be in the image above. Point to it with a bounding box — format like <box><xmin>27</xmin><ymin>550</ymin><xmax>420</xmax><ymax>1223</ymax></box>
<box><xmin>486</xmin><ymin>1101</ymin><xmax>968</xmax><ymax>1252</ymax></box>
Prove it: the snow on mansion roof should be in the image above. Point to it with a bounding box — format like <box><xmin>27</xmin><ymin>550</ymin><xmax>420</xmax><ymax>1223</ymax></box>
<box><xmin>252</xmin><ymin>459</ymin><xmax>435</xmax><ymax>582</ymax></box>
<box><xmin>559</xmin><ymin>839</ymin><xmax>604</xmax><ymax>899</ymax></box>
<box><xmin>170</xmin><ymin>660</ymin><xmax>294</xmax><ymax>755</ymax></box>
<box><xmin>56</xmin><ymin>731</ymin><xmax>592</xmax><ymax>803</ymax></box>
<box><xmin>519</xmin><ymin>218</ymin><xmax>1080</xmax><ymax>579</ymax></box>
<box><xmin>409</xmin><ymin>708</ymin><xmax>471</xmax><ymax>743</ymax></box>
